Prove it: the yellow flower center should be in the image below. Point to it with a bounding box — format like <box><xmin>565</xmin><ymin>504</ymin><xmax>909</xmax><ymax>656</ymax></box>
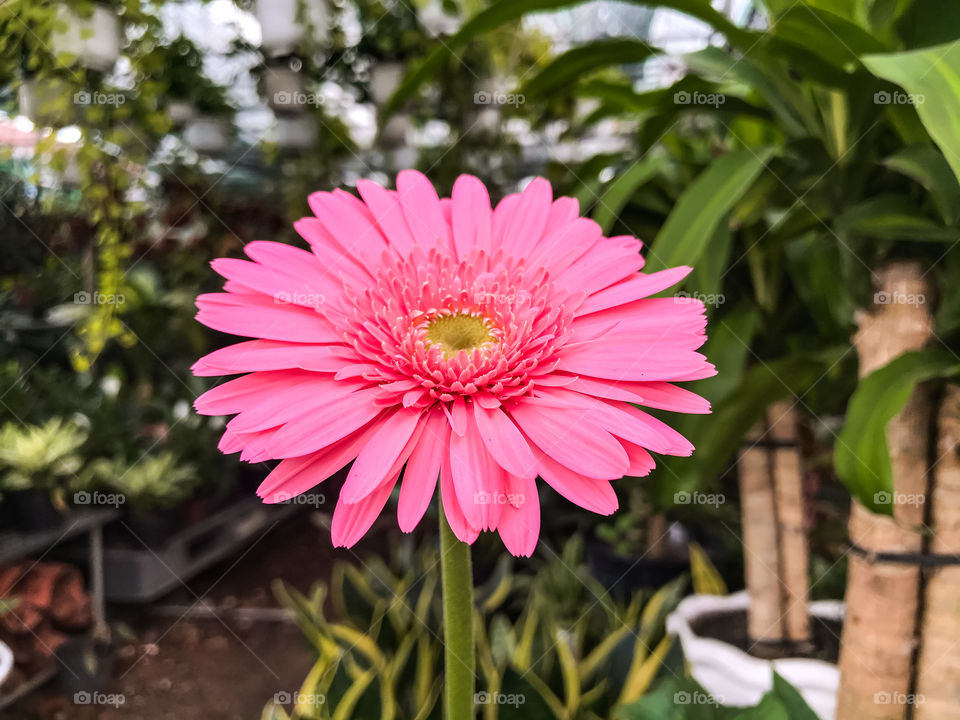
<box><xmin>425</xmin><ymin>313</ymin><xmax>494</xmax><ymax>356</ymax></box>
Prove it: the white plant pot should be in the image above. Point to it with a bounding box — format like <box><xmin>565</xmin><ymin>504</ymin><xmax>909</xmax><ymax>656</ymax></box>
<box><xmin>19</xmin><ymin>77</ymin><xmax>76</xmax><ymax>127</ymax></box>
<box><xmin>667</xmin><ymin>591</ymin><xmax>843</xmax><ymax>720</ymax></box>
<box><xmin>0</xmin><ymin>640</ymin><xmax>12</xmax><ymax>689</ymax></box>
<box><xmin>264</xmin><ymin>64</ymin><xmax>308</xmax><ymax>112</ymax></box>
<box><xmin>369</xmin><ymin>62</ymin><xmax>405</xmax><ymax>105</ymax></box>
<box><xmin>184</xmin><ymin>116</ymin><xmax>232</xmax><ymax>153</ymax></box>
<box><xmin>167</xmin><ymin>100</ymin><xmax>196</xmax><ymax>125</ymax></box>
<box><xmin>51</xmin><ymin>4</ymin><xmax>120</xmax><ymax>72</ymax></box>
<box><xmin>255</xmin><ymin>0</ymin><xmax>329</xmax><ymax>57</ymax></box>
<box><xmin>275</xmin><ymin>114</ymin><xmax>316</xmax><ymax>149</ymax></box>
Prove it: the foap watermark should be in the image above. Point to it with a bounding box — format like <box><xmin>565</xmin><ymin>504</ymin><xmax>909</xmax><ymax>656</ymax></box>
<box><xmin>874</xmin><ymin>490</ymin><xmax>924</xmax><ymax>508</ymax></box>
<box><xmin>273</xmin><ymin>491</ymin><xmax>326</xmax><ymax>508</ymax></box>
<box><xmin>74</xmin><ymin>90</ymin><xmax>125</xmax><ymax>106</ymax></box>
<box><xmin>874</xmin><ymin>290</ymin><xmax>925</xmax><ymax>307</ymax></box>
<box><xmin>674</xmin><ymin>90</ymin><xmax>726</xmax><ymax>108</ymax></box>
<box><xmin>274</xmin><ymin>691</ymin><xmax>326</xmax><ymax>707</ymax></box>
<box><xmin>74</xmin><ymin>692</ymin><xmax>125</xmax><ymax>708</ymax></box>
<box><xmin>674</xmin><ymin>690</ymin><xmax>724</xmax><ymax>706</ymax></box>
<box><xmin>874</xmin><ymin>90</ymin><xmax>924</xmax><ymax>106</ymax></box>
<box><xmin>875</xmin><ymin>691</ymin><xmax>925</xmax><ymax>706</ymax></box>
<box><xmin>274</xmin><ymin>291</ymin><xmax>326</xmax><ymax>308</ymax></box>
<box><xmin>75</xmin><ymin>291</ymin><xmax>125</xmax><ymax>306</ymax></box>
<box><xmin>74</xmin><ymin>490</ymin><xmax>125</xmax><ymax>508</ymax></box>
<box><xmin>675</xmin><ymin>290</ymin><xmax>725</xmax><ymax>308</ymax></box>
<box><xmin>273</xmin><ymin>91</ymin><xmax>323</xmax><ymax>108</ymax></box>
<box><xmin>475</xmin><ymin>692</ymin><xmax>525</xmax><ymax>707</ymax></box>
<box><xmin>474</xmin><ymin>491</ymin><xmax>525</xmax><ymax>506</ymax></box>
<box><xmin>474</xmin><ymin>90</ymin><xmax>524</xmax><ymax>107</ymax></box>
<box><xmin>674</xmin><ymin>490</ymin><xmax>725</xmax><ymax>507</ymax></box>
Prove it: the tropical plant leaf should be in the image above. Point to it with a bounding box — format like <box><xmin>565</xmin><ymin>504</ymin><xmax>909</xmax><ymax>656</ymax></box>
<box><xmin>883</xmin><ymin>144</ymin><xmax>960</xmax><ymax>224</ymax></box>
<box><xmin>380</xmin><ymin>0</ymin><xmax>754</xmax><ymax>120</ymax></box>
<box><xmin>521</xmin><ymin>39</ymin><xmax>658</xmax><ymax>99</ymax></box>
<box><xmin>645</xmin><ymin>148</ymin><xmax>775</xmax><ymax>273</ymax></box>
<box><xmin>592</xmin><ymin>154</ymin><xmax>665</xmax><ymax>233</ymax></box>
<box><xmin>689</xmin><ymin>542</ymin><xmax>727</xmax><ymax>596</ymax></box>
<box><xmin>835</xmin><ymin>348</ymin><xmax>960</xmax><ymax>513</ymax></box>
<box><xmin>835</xmin><ymin>195</ymin><xmax>958</xmax><ymax>241</ymax></box>
<box><xmin>862</xmin><ymin>42</ymin><xmax>960</xmax><ymax>184</ymax></box>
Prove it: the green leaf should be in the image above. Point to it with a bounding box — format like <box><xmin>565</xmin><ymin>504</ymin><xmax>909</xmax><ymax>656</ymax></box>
<box><xmin>882</xmin><ymin>144</ymin><xmax>960</xmax><ymax>224</ymax></box>
<box><xmin>771</xmin><ymin>673</ymin><xmax>820</xmax><ymax>720</ymax></box>
<box><xmin>834</xmin><ymin>195</ymin><xmax>957</xmax><ymax>241</ymax></box>
<box><xmin>862</xmin><ymin>42</ymin><xmax>960</xmax><ymax>184</ymax></box>
<box><xmin>380</xmin><ymin>0</ymin><xmax>754</xmax><ymax>120</ymax></box>
<box><xmin>522</xmin><ymin>39</ymin><xmax>659</xmax><ymax>99</ymax></box>
<box><xmin>836</xmin><ymin>349</ymin><xmax>960</xmax><ymax>513</ymax></box>
<box><xmin>772</xmin><ymin>5</ymin><xmax>887</xmax><ymax>67</ymax></box>
<box><xmin>592</xmin><ymin>154</ymin><xmax>665</xmax><ymax>233</ymax></box>
<box><xmin>645</xmin><ymin>147</ymin><xmax>775</xmax><ymax>273</ymax></box>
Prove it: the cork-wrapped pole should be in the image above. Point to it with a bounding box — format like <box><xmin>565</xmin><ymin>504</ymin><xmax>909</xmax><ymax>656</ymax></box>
<box><xmin>837</xmin><ymin>262</ymin><xmax>933</xmax><ymax>720</ymax></box>
<box><xmin>915</xmin><ymin>385</ymin><xmax>960</xmax><ymax>719</ymax></box>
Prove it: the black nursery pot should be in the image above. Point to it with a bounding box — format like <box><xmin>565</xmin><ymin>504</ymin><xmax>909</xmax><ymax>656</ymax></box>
<box><xmin>9</xmin><ymin>489</ymin><xmax>63</xmax><ymax>533</ymax></box>
<box><xmin>55</xmin><ymin>637</ymin><xmax>115</xmax><ymax>697</ymax></box>
<box><xmin>124</xmin><ymin>507</ymin><xmax>181</xmax><ymax>549</ymax></box>
<box><xmin>585</xmin><ymin>540</ymin><xmax>693</xmax><ymax>592</ymax></box>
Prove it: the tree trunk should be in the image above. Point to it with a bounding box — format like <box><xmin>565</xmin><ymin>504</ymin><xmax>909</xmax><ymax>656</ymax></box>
<box><xmin>915</xmin><ymin>385</ymin><xmax>960</xmax><ymax>718</ymax></box>
<box><xmin>837</xmin><ymin>261</ymin><xmax>933</xmax><ymax>720</ymax></box>
<box><xmin>739</xmin><ymin>402</ymin><xmax>810</xmax><ymax>651</ymax></box>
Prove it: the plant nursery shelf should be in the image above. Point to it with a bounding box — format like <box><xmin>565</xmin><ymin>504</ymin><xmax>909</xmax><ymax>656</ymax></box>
<box><xmin>99</xmin><ymin>498</ymin><xmax>297</xmax><ymax>603</ymax></box>
<box><xmin>0</xmin><ymin>509</ymin><xmax>119</xmax><ymax>565</ymax></box>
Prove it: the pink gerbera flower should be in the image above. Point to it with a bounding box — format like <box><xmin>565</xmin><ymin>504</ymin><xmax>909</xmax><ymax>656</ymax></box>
<box><xmin>192</xmin><ymin>171</ymin><xmax>714</xmax><ymax>556</ymax></box>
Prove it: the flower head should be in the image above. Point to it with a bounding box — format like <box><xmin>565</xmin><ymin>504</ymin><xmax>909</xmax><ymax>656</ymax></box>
<box><xmin>193</xmin><ymin>171</ymin><xmax>714</xmax><ymax>556</ymax></box>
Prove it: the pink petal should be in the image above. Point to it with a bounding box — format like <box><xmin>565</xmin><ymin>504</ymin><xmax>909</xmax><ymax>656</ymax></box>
<box><xmin>331</xmin><ymin>474</ymin><xmax>398</xmax><ymax>548</ymax></box>
<box><xmin>264</xmin><ymin>387</ymin><xmax>384</xmax><ymax>458</ymax></box>
<box><xmin>340</xmin><ymin>408</ymin><xmax>424</xmax><ymax>503</ymax></box>
<box><xmin>449</xmin><ymin>414</ymin><xmax>503</xmax><ymax>531</ymax></box>
<box><xmin>397</xmin><ymin>408</ymin><xmax>445</xmax><ymax>532</ymax></box>
<box><xmin>557</xmin><ymin>345</ymin><xmax>712</xmax><ymax>382</ymax></box>
<box><xmin>473</xmin><ymin>404</ymin><xmax>538</xmax><ymax>479</ymax></box>
<box><xmin>565</xmin><ymin>377</ymin><xmax>710</xmax><ymax>414</ymax></box>
<box><xmin>451</xmin><ymin>174</ymin><xmax>492</xmax><ymax>257</ymax></box>
<box><xmin>257</xmin><ymin>421</ymin><xmax>383</xmax><ymax>499</ymax></box>
<box><xmin>509</xmin><ymin>403</ymin><xmax>629</xmax><ymax>479</ymax></box>
<box><xmin>498</xmin><ymin>177</ymin><xmax>552</xmax><ymax>257</ymax></box>
<box><xmin>497</xmin><ymin>474</ymin><xmax>540</xmax><ymax>557</ymax></box>
<box><xmin>192</xmin><ymin>340</ymin><xmax>352</xmax><ymax>376</ymax></box>
<box><xmin>307</xmin><ymin>191</ymin><xmax>390</xmax><ymax>268</ymax></box>
<box><xmin>292</xmin><ymin>217</ymin><xmax>373</xmax><ymax>285</ymax></box>
<box><xmin>396</xmin><ymin>169</ymin><xmax>451</xmax><ymax>249</ymax></box>
<box><xmin>227</xmin><ymin>377</ymin><xmax>364</xmax><ymax>433</ymax></box>
<box><xmin>537</xmin><ymin>454</ymin><xmax>619</xmax><ymax>514</ymax></box>
<box><xmin>440</xmin><ymin>448</ymin><xmax>480</xmax><ymax>544</ymax></box>
<box><xmin>196</xmin><ymin>292</ymin><xmax>339</xmax><ymax>343</ymax></box>
<box><xmin>195</xmin><ymin>370</ymin><xmax>305</xmax><ymax>415</ymax></box>
<box><xmin>576</xmin><ymin>266</ymin><xmax>692</xmax><ymax>316</ymax></box>
<box><xmin>356</xmin><ymin>180</ymin><xmax>417</xmax><ymax>255</ymax></box>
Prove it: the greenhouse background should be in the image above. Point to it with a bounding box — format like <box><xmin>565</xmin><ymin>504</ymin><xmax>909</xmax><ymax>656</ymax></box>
<box><xmin>3</xmin><ymin>0</ymin><xmax>960</xmax><ymax>718</ymax></box>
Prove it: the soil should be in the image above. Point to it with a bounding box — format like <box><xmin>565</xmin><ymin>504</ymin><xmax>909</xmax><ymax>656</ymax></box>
<box><xmin>0</xmin><ymin>510</ymin><xmax>393</xmax><ymax>720</ymax></box>
<box><xmin>690</xmin><ymin>609</ymin><xmax>842</xmax><ymax>663</ymax></box>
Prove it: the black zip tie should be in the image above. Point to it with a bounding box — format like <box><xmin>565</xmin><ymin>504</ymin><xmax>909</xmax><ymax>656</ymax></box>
<box><xmin>847</xmin><ymin>542</ymin><xmax>960</xmax><ymax>567</ymax></box>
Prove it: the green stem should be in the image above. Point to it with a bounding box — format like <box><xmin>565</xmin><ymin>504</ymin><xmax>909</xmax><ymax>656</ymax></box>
<box><xmin>439</xmin><ymin>505</ymin><xmax>475</xmax><ymax>720</ymax></box>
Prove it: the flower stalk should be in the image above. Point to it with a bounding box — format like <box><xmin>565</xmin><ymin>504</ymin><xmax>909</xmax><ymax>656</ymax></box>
<box><xmin>439</xmin><ymin>504</ymin><xmax>475</xmax><ymax>720</ymax></box>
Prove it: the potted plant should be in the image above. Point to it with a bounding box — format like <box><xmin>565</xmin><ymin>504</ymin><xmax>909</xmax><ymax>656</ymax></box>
<box><xmin>0</xmin><ymin>419</ymin><xmax>87</xmax><ymax>532</ymax></box>
<box><xmin>182</xmin><ymin>82</ymin><xmax>235</xmax><ymax>154</ymax></box>
<box><xmin>274</xmin><ymin>113</ymin><xmax>317</xmax><ymax>149</ymax></box>
<box><xmin>356</xmin><ymin>0</ymin><xmax>430</xmax><ymax>105</ymax></box>
<box><xmin>93</xmin><ymin>452</ymin><xmax>200</xmax><ymax>547</ymax></box>
<box><xmin>49</xmin><ymin>1</ymin><xmax>121</xmax><ymax>72</ymax></box>
<box><xmin>254</xmin><ymin>0</ymin><xmax>328</xmax><ymax>58</ymax></box>
<box><xmin>143</xmin><ymin>35</ymin><xmax>208</xmax><ymax>127</ymax></box>
<box><xmin>260</xmin><ymin>57</ymin><xmax>309</xmax><ymax>113</ymax></box>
